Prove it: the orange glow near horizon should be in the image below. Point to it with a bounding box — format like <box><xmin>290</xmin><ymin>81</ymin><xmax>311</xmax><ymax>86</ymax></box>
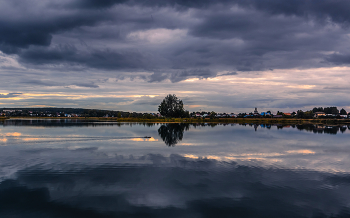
<box><xmin>130</xmin><ymin>137</ymin><xmax>158</xmax><ymax>142</ymax></box>
<box><xmin>5</xmin><ymin>132</ymin><xmax>22</xmax><ymax>137</ymax></box>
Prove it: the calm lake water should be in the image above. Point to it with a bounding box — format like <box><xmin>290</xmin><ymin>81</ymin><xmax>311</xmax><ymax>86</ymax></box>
<box><xmin>1</xmin><ymin>119</ymin><xmax>350</xmax><ymax>217</ymax></box>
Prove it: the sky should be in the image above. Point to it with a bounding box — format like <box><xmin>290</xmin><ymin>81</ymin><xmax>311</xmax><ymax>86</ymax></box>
<box><xmin>0</xmin><ymin>0</ymin><xmax>350</xmax><ymax>113</ymax></box>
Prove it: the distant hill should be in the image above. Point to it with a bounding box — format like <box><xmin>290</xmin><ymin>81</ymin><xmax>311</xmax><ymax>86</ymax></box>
<box><xmin>0</xmin><ymin>108</ymin><xmax>156</xmax><ymax>118</ymax></box>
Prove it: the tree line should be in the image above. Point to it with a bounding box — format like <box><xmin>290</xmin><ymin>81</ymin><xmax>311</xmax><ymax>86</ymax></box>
<box><xmin>0</xmin><ymin>108</ymin><xmax>159</xmax><ymax>118</ymax></box>
<box><xmin>158</xmin><ymin>95</ymin><xmax>348</xmax><ymax>119</ymax></box>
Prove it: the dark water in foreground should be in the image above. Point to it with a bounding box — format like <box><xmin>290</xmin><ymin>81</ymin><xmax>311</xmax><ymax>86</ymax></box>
<box><xmin>1</xmin><ymin>119</ymin><xmax>350</xmax><ymax>218</ymax></box>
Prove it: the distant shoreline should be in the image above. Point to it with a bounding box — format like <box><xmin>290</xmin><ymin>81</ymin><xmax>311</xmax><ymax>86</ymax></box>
<box><xmin>2</xmin><ymin>117</ymin><xmax>350</xmax><ymax>125</ymax></box>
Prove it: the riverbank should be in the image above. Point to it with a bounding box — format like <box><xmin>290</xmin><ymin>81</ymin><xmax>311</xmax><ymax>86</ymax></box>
<box><xmin>5</xmin><ymin>117</ymin><xmax>350</xmax><ymax>125</ymax></box>
<box><xmin>100</xmin><ymin>117</ymin><xmax>350</xmax><ymax>125</ymax></box>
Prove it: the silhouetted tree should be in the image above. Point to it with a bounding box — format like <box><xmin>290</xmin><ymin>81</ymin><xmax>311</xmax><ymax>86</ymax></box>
<box><xmin>324</xmin><ymin>107</ymin><xmax>339</xmax><ymax>114</ymax></box>
<box><xmin>158</xmin><ymin>94</ymin><xmax>187</xmax><ymax>118</ymax></box>
<box><xmin>340</xmin><ymin>108</ymin><xmax>347</xmax><ymax>115</ymax></box>
<box><xmin>296</xmin><ymin>110</ymin><xmax>304</xmax><ymax>118</ymax></box>
<box><xmin>312</xmin><ymin>107</ymin><xmax>324</xmax><ymax>113</ymax></box>
<box><xmin>209</xmin><ymin>111</ymin><xmax>217</xmax><ymax>119</ymax></box>
<box><xmin>158</xmin><ymin>123</ymin><xmax>190</xmax><ymax>146</ymax></box>
<box><xmin>296</xmin><ymin>110</ymin><xmax>314</xmax><ymax>118</ymax></box>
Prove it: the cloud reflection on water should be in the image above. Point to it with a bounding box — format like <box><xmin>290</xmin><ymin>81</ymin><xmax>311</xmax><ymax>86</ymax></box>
<box><xmin>0</xmin><ymin>120</ymin><xmax>350</xmax><ymax>218</ymax></box>
<box><xmin>1</xmin><ymin>154</ymin><xmax>350</xmax><ymax>218</ymax></box>
<box><xmin>1</xmin><ymin>120</ymin><xmax>350</xmax><ymax>173</ymax></box>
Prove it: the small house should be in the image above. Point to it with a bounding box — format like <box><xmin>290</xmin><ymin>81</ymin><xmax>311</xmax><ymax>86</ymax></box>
<box><xmin>314</xmin><ymin>112</ymin><xmax>326</xmax><ymax>118</ymax></box>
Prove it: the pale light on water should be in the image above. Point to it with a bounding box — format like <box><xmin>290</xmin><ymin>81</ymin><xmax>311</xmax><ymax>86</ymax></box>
<box><xmin>0</xmin><ymin>119</ymin><xmax>350</xmax><ymax>217</ymax></box>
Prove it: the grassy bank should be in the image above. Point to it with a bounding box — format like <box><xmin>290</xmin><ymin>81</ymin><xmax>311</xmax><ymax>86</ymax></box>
<box><xmin>68</xmin><ymin>117</ymin><xmax>350</xmax><ymax>125</ymax></box>
<box><xmin>7</xmin><ymin>117</ymin><xmax>350</xmax><ymax>125</ymax></box>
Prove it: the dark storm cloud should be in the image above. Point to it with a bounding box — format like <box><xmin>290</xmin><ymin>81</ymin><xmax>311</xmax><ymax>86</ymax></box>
<box><xmin>1</xmin><ymin>0</ymin><xmax>350</xmax><ymax>82</ymax></box>
<box><xmin>0</xmin><ymin>8</ymin><xmax>109</xmax><ymax>54</ymax></box>
<box><xmin>149</xmin><ymin>69</ymin><xmax>214</xmax><ymax>83</ymax></box>
<box><xmin>0</xmin><ymin>21</ymin><xmax>51</xmax><ymax>54</ymax></box>
<box><xmin>186</xmin><ymin>7</ymin><xmax>342</xmax><ymax>62</ymax></box>
<box><xmin>68</xmin><ymin>0</ymin><xmax>128</xmax><ymax>9</ymax></box>
<box><xmin>19</xmin><ymin>44</ymin><xmax>152</xmax><ymax>71</ymax></box>
<box><xmin>325</xmin><ymin>53</ymin><xmax>350</xmax><ymax>65</ymax></box>
<box><xmin>220</xmin><ymin>72</ymin><xmax>237</xmax><ymax>76</ymax></box>
<box><xmin>21</xmin><ymin>79</ymin><xmax>99</xmax><ymax>88</ymax></box>
<box><xmin>235</xmin><ymin>0</ymin><xmax>350</xmax><ymax>25</ymax></box>
<box><xmin>20</xmin><ymin>79</ymin><xmax>62</xmax><ymax>87</ymax></box>
<box><xmin>143</xmin><ymin>0</ymin><xmax>350</xmax><ymax>25</ymax></box>
<box><xmin>73</xmin><ymin>82</ymin><xmax>99</xmax><ymax>88</ymax></box>
<box><xmin>0</xmin><ymin>93</ymin><xmax>22</xmax><ymax>98</ymax></box>
<box><xmin>169</xmin><ymin>69</ymin><xmax>213</xmax><ymax>82</ymax></box>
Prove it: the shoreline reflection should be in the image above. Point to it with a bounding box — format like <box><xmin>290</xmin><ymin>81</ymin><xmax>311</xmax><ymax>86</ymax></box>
<box><xmin>157</xmin><ymin>123</ymin><xmax>350</xmax><ymax>146</ymax></box>
<box><xmin>2</xmin><ymin>119</ymin><xmax>349</xmax><ymax>136</ymax></box>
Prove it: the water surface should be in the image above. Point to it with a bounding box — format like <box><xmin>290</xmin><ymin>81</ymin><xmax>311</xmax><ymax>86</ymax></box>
<box><xmin>1</xmin><ymin>119</ymin><xmax>350</xmax><ymax>217</ymax></box>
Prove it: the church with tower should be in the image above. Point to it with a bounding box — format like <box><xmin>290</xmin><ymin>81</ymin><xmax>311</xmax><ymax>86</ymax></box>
<box><xmin>254</xmin><ymin>107</ymin><xmax>259</xmax><ymax>115</ymax></box>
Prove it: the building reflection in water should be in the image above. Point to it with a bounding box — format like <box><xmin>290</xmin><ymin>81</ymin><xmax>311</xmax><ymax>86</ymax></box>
<box><xmin>244</xmin><ymin>123</ymin><xmax>349</xmax><ymax>135</ymax></box>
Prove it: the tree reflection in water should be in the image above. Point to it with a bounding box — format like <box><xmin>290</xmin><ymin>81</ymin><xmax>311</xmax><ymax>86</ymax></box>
<box><xmin>158</xmin><ymin>123</ymin><xmax>190</xmax><ymax>146</ymax></box>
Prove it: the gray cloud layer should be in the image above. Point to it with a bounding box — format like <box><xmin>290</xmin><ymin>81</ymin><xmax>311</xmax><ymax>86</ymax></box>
<box><xmin>1</xmin><ymin>0</ymin><xmax>350</xmax><ymax>82</ymax></box>
<box><xmin>0</xmin><ymin>93</ymin><xmax>22</xmax><ymax>98</ymax></box>
<box><xmin>1</xmin><ymin>0</ymin><xmax>350</xmax><ymax>112</ymax></box>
